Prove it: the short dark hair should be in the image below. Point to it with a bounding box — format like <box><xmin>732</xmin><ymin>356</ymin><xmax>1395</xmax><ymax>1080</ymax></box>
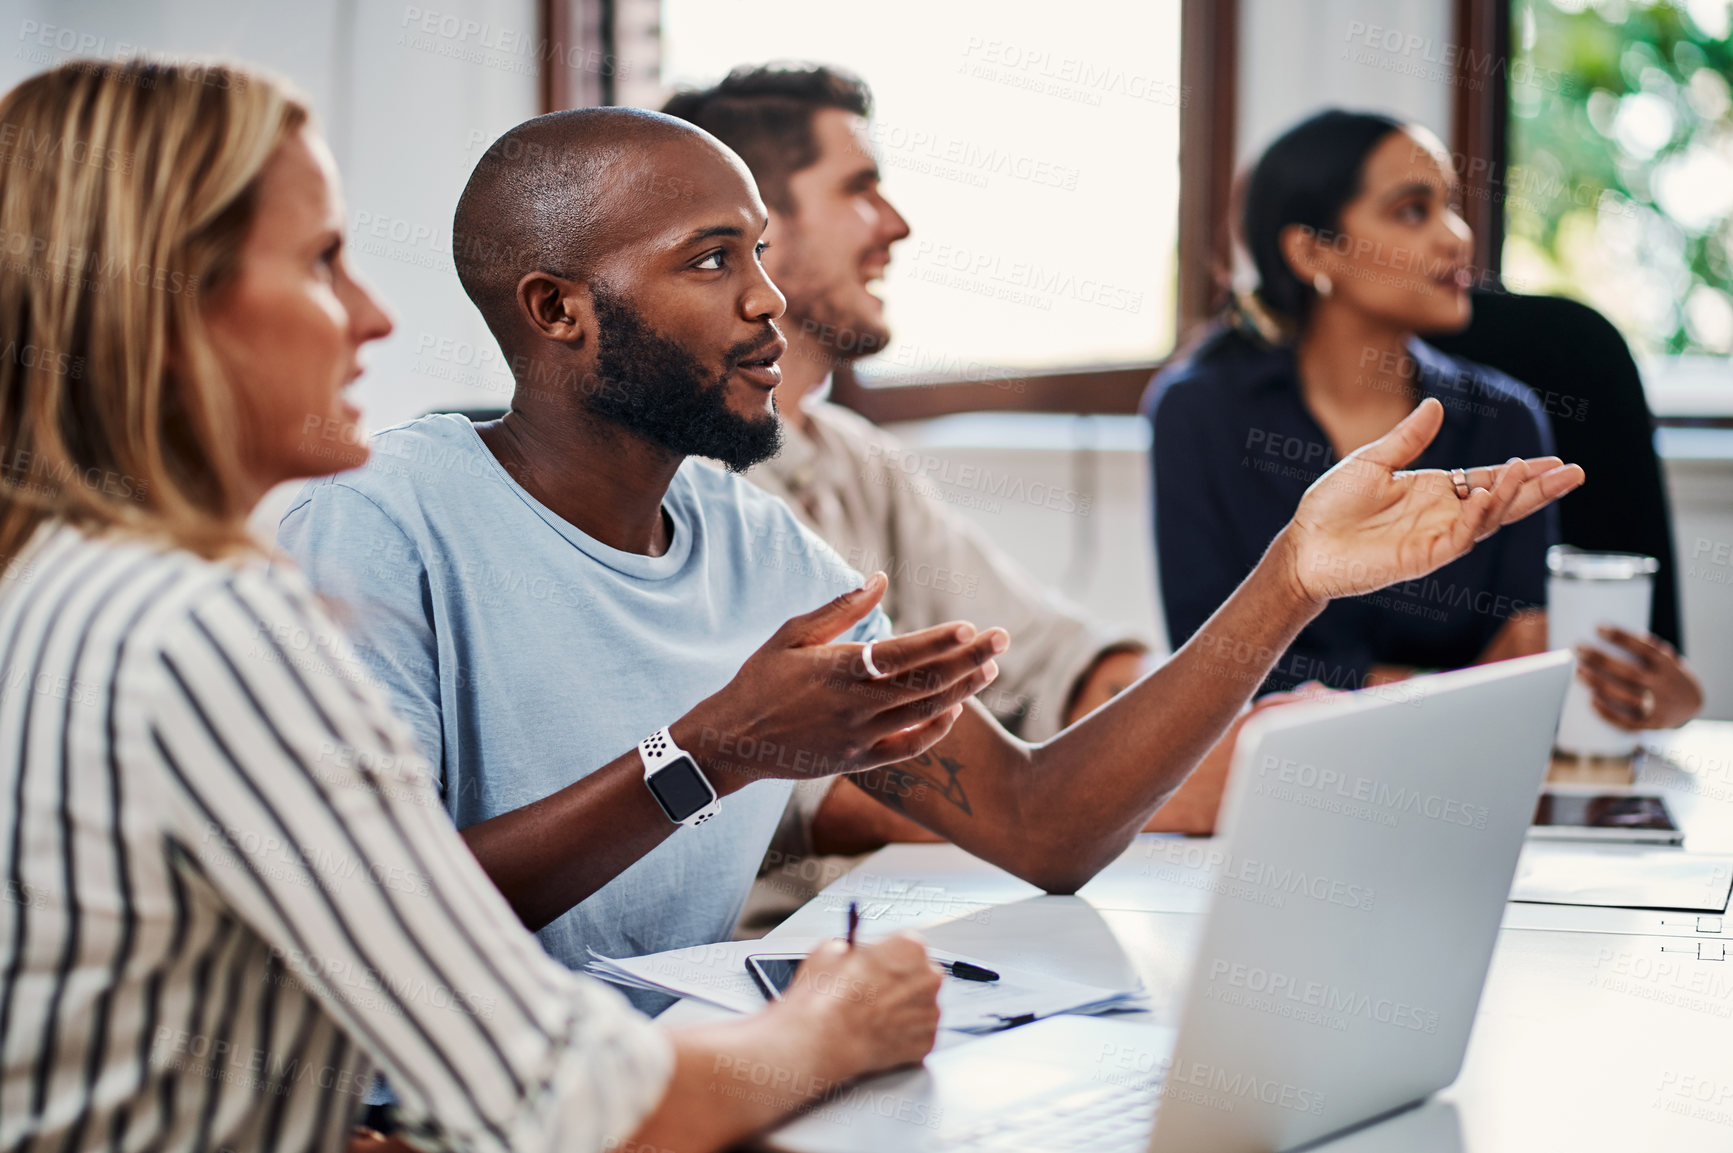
<box><xmin>661</xmin><ymin>63</ymin><xmax>871</xmax><ymax>214</ymax></box>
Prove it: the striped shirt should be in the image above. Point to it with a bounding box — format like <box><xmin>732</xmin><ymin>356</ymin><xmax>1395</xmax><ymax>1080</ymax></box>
<box><xmin>0</xmin><ymin>521</ymin><xmax>671</xmax><ymax>1153</ymax></box>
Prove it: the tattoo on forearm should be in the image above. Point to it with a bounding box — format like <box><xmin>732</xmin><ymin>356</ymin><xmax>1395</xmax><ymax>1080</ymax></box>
<box><xmin>865</xmin><ymin>750</ymin><xmax>971</xmax><ymax>816</ymax></box>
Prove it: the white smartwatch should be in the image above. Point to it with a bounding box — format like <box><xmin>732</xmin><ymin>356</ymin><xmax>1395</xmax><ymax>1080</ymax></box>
<box><xmin>638</xmin><ymin>726</ymin><xmax>720</xmax><ymax>828</ymax></box>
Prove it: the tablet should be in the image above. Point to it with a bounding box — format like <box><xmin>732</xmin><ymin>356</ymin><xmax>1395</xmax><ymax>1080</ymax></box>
<box><xmin>1530</xmin><ymin>792</ymin><xmax>1683</xmax><ymax>844</ymax></box>
<box><xmin>744</xmin><ymin>952</ymin><xmax>807</xmax><ymax>1000</ymax></box>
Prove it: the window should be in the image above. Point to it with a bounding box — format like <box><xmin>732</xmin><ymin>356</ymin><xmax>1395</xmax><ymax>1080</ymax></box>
<box><xmin>1506</xmin><ymin>0</ymin><xmax>1733</xmax><ymax>361</ymax></box>
<box><xmin>659</xmin><ymin>0</ymin><xmax>1185</xmax><ymax>385</ymax></box>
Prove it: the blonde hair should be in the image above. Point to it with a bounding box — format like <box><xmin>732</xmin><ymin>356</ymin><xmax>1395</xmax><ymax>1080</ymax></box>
<box><xmin>0</xmin><ymin>57</ymin><xmax>309</xmax><ymax>564</ymax></box>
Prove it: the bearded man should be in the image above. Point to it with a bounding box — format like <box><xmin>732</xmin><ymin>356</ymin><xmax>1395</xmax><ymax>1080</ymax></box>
<box><xmin>279</xmin><ymin>107</ymin><xmax>1579</xmax><ymax>999</ymax></box>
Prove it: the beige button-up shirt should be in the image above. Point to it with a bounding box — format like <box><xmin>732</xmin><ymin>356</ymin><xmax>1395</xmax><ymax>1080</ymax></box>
<box><xmin>748</xmin><ymin>397</ymin><xmax>1143</xmax><ymax>742</ymax></box>
<box><xmin>738</xmin><ymin>396</ymin><xmax>1146</xmax><ymax>929</ymax></box>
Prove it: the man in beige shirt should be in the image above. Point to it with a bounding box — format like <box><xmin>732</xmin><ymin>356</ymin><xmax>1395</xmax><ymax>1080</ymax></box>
<box><xmin>748</xmin><ymin>388</ymin><xmax>1149</xmax><ymax>742</ymax></box>
<box><xmin>663</xmin><ymin>65</ymin><xmax>1163</xmax><ymax>924</ymax></box>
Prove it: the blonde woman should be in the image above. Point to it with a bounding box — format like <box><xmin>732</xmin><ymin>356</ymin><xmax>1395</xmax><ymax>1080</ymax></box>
<box><xmin>0</xmin><ymin>59</ymin><xmax>940</xmax><ymax>1153</ymax></box>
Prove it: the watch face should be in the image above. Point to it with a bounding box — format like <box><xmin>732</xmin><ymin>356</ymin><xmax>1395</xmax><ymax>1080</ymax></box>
<box><xmin>647</xmin><ymin>755</ymin><xmax>715</xmax><ymax>822</ymax></box>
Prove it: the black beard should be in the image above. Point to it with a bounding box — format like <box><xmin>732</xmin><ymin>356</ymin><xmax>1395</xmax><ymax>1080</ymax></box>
<box><xmin>584</xmin><ymin>285</ymin><xmax>783</xmax><ymax>472</ymax></box>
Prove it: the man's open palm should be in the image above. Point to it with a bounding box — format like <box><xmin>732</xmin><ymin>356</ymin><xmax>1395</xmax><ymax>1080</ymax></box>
<box><xmin>1287</xmin><ymin>398</ymin><xmax>1586</xmax><ymax>602</ymax></box>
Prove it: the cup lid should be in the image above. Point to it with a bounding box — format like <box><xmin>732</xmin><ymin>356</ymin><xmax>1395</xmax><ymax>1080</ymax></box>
<box><xmin>1546</xmin><ymin>545</ymin><xmax>1659</xmax><ymax>580</ymax></box>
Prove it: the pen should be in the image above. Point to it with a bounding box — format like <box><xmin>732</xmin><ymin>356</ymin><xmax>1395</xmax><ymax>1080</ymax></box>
<box><xmin>940</xmin><ymin>960</ymin><xmax>1000</xmax><ymax>983</ymax></box>
<box><xmin>846</xmin><ymin>899</ymin><xmax>859</xmax><ymax>947</ymax></box>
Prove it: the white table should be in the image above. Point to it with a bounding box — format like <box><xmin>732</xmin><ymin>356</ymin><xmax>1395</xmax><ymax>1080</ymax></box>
<box><xmin>663</xmin><ymin>723</ymin><xmax>1733</xmax><ymax>1150</ymax></box>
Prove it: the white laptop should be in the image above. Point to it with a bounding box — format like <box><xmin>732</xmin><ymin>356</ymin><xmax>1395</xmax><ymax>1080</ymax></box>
<box><xmin>766</xmin><ymin>651</ymin><xmax>1573</xmax><ymax>1153</ymax></box>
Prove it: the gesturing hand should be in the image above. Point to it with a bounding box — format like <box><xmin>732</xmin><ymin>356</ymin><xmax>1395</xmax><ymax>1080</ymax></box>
<box><xmin>1283</xmin><ymin>398</ymin><xmax>1585</xmax><ymax>602</ymax></box>
<box><xmin>677</xmin><ymin>572</ymin><xmax>1009</xmax><ymax>788</ymax></box>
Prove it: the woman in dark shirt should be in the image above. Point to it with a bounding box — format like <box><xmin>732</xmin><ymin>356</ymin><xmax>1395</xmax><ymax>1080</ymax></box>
<box><xmin>1145</xmin><ymin>110</ymin><xmax>1556</xmax><ymax>695</ymax></box>
<box><xmin>1147</xmin><ymin>109</ymin><xmax>1702</xmax><ymax>730</ymax></box>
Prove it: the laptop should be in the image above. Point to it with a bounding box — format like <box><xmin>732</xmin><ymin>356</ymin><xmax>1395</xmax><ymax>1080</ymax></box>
<box><xmin>765</xmin><ymin>651</ymin><xmax>1573</xmax><ymax>1153</ymax></box>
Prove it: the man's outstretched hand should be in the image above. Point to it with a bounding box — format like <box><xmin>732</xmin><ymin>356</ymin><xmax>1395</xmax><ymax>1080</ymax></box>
<box><xmin>677</xmin><ymin>572</ymin><xmax>1010</xmax><ymax>788</ymax></box>
<box><xmin>1282</xmin><ymin>397</ymin><xmax>1585</xmax><ymax>603</ymax></box>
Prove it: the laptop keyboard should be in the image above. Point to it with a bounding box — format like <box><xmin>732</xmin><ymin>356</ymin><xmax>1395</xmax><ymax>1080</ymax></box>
<box><xmin>934</xmin><ymin>1079</ymin><xmax>1160</xmax><ymax>1152</ymax></box>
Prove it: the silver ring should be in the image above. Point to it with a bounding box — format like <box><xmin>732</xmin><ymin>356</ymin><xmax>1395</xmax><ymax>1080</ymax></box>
<box><xmin>860</xmin><ymin>640</ymin><xmax>884</xmax><ymax>680</ymax></box>
<box><xmin>1451</xmin><ymin>468</ymin><xmax>1470</xmax><ymax>500</ymax></box>
<box><xmin>1640</xmin><ymin>688</ymin><xmax>1656</xmax><ymax>721</ymax></box>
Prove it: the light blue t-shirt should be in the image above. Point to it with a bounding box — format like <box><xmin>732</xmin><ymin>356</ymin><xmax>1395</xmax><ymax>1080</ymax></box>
<box><xmin>276</xmin><ymin>414</ymin><xmax>888</xmax><ymax>1012</ymax></box>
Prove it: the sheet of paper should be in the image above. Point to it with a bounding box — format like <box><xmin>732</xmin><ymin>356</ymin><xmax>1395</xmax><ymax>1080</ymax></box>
<box><xmin>928</xmin><ymin>958</ymin><xmax>1143</xmax><ymax>1031</ymax></box>
<box><xmin>1510</xmin><ymin>842</ymin><xmax>1733</xmax><ymax>911</ymax></box>
<box><xmin>587</xmin><ymin>936</ymin><xmax>1143</xmax><ymax>1032</ymax></box>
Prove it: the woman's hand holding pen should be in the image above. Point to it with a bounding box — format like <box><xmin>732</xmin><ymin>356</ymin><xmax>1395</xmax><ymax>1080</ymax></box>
<box><xmin>629</xmin><ymin>928</ymin><xmax>941</xmax><ymax>1153</ymax></box>
<box><xmin>777</xmin><ymin>934</ymin><xmax>943</xmax><ymax>1078</ymax></box>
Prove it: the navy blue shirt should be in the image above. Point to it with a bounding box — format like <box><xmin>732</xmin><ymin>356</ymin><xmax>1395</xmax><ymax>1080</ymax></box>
<box><xmin>1143</xmin><ymin>334</ymin><xmax>1558</xmax><ymax>694</ymax></box>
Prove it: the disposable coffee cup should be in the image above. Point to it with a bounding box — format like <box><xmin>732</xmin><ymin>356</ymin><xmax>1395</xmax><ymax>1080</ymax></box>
<box><xmin>1547</xmin><ymin>546</ymin><xmax>1659</xmax><ymax>758</ymax></box>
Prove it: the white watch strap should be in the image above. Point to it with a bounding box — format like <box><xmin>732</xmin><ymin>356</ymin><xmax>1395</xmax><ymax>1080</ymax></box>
<box><xmin>638</xmin><ymin>726</ymin><xmax>684</xmax><ymax>775</ymax></box>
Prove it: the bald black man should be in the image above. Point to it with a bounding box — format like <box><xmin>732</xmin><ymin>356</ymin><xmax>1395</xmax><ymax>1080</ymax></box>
<box><xmin>278</xmin><ymin>109</ymin><xmax>992</xmax><ymax>1015</ymax></box>
<box><xmin>277</xmin><ymin>107</ymin><xmax>1582</xmax><ymax>1011</ymax></box>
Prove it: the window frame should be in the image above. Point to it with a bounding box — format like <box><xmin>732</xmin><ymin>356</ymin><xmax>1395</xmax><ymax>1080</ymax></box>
<box><xmin>1452</xmin><ymin>0</ymin><xmax>1509</xmax><ymax>283</ymax></box>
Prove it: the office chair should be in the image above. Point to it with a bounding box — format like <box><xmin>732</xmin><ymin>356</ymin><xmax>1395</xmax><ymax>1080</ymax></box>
<box><xmin>1429</xmin><ymin>289</ymin><xmax>1683</xmax><ymax>649</ymax></box>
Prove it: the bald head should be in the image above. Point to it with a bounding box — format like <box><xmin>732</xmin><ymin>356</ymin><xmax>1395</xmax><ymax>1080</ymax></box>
<box><xmin>452</xmin><ymin>107</ymin><xmax>747</xmax><ymax>341</ymax></box>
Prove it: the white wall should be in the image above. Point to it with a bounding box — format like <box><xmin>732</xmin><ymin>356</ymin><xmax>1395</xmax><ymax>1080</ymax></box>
<box><xmin>885</xmin><ymin>415</ymin><xmax>1166</xmax><ymax>653</ymax></box>
<box><xmin>1236</xmin><ymin>0</ymin><xmax>1455</xmax><ymax>167</ymax></box>
<box><xmin>2</xmin><ymin>0</ymin><xmax>542</xmax><ymax>532</ymax></box>
<box><xmin>1665</xmin><ymin>438</ymin><xmax>1733</xmax><ymax>720</ymax></box>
